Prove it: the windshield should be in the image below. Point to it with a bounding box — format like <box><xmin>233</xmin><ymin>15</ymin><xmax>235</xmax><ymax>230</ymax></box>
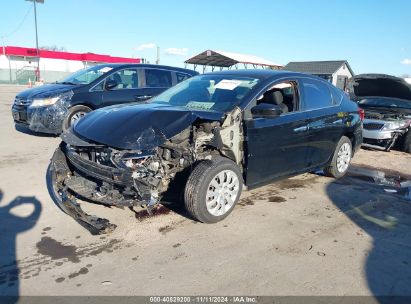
<box><xmin>358</xmin><ymin>97</ymin><xmax>411</xmax><ymax>110</ymax></box>
<box><xmin>59</xmin><ymin>65</ymin><xmax>114</xmax><ymax>85</ymax></box>
<box><xmin>150</xmin><ymin>75</ymin><xmax>260</xmax><ymax>112</ymax></box>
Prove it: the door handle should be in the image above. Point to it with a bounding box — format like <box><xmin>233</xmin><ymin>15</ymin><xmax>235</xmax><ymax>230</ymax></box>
<box><xmin>134</xmin><ymin>95</ymin><xmax>152</xmax><ymax>100</ymax></box>
<box><xmin>293</xmin><ymin>125</ymin><xmax>308</xmax><ymax>133</ymax></box>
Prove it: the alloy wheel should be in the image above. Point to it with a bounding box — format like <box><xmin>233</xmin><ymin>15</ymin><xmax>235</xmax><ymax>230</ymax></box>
<box><xmin>336</xmin><ymin>142</ymin><xmax>351</xmax><ymax>173</ymax></box>
<box><xmin>70</xmin><ymin>111</ymin><xmax>87</xmax><ymax>126</ymax></box>
<box><xmin>206</xmin><ymin>170</ymin><xmax>240</xmax><ymax>217</ymax></box>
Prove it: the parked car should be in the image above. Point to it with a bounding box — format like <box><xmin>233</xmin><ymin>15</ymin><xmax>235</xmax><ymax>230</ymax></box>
<box><xmin>49</xmin><ymin>70</ymin><xmax>363</xmax><ymax>234</ymax></box>
<box><xmin>12</xmin><ymin>64</ymin><xmax>198</xmax><ymax>134</ymax></box>
<box><xmin>349</xmin><ymin>74</ymin><xmax>411</xmax><ymax>152</ymax></box>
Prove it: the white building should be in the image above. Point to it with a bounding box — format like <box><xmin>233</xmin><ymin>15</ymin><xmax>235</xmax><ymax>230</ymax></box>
<box><xmin>0</xmin><ymin>46</ymin><xmax>140</xmax><ymax>84</ymax></box>
<box><xmin>283</xmin><ymin>60</ymin><xmax>355</xmax><ymax>90</ymax></box>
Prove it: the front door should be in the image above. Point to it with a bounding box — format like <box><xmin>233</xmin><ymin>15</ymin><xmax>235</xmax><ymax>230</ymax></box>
<box><xmin>102</xmin><ymin>68</ymin><xmax>140</xmax><ymax>106</ymax></box>
<box><xmin>244</xmin><ymin>79</ymin><xmax>310</xmax><ymax>187</ymax></box>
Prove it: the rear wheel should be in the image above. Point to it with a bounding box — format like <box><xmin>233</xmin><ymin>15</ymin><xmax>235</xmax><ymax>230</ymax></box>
<box><xmin>63</xmin><ymin>105</ymin><xmax>92</xmax><ymax>131</ymax></box>
<box><xmin>184</xmin><ymin>157</ymin><xmax>243</xmax><ymax>223</ymax></box>
<box><xmin>324</xmin><ymin>136</ymin><xmax>352</xmax><ymax>178</ymax></box>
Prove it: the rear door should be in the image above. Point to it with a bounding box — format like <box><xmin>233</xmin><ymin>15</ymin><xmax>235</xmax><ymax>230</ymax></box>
<box><xmin>101</xmin><ymin>68</ymin><xmax>140</xmax><ymax>106</ymax></box>
<box><xmin>245</xmin><ymin>79</ymin><xmax>311</xmax><ymax>187</ymax></box>
<box><xmin>138</xmin><ymin>68</ymin><xmax>174</xmax><ymax>101</ymax></box>
<box><xmin>300</xmin><ymin>78</ymin><xmax>344</xmax><ymax>168</ymax></box>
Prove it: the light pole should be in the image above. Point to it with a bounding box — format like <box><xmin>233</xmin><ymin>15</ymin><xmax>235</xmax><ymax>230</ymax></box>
<box><xmin>156</xmin><ymin>46</ymin><xmax>160</xmax><ymax>64</ymax></box>
<box><xmin>25</xmin><ymin>0</ymin><xmax>44</xmax><ymax>81</ymax></box>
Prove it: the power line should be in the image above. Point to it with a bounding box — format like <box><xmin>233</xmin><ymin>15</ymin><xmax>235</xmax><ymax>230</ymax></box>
<box><xmin>0</xmin><ymin>4</ymin><xmax>33</xmax><ymax>39</ymax></box>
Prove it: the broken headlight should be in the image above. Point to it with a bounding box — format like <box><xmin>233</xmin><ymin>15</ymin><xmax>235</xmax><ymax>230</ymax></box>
<box><xmin>113</xmin><ymin>152</ymin><xmax>159</xmax><ymax>172</ymax></box>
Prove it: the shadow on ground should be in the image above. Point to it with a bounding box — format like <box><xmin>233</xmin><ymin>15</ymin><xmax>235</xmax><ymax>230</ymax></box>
<box><xmin>326</xmin><ymin>166</ymin><xmax>411</xmax><ymax>303</ymax></box>
<box><xmin>0</xmin><ymin>190</ymin><xmax>42</xmax><ymax>303</ymax></box>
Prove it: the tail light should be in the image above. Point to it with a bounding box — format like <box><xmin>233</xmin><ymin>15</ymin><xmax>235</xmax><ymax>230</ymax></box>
<box><xmin>358</xmin><ymin>108</ymin><xmax>365</xmax><ymax>121</ymax></box>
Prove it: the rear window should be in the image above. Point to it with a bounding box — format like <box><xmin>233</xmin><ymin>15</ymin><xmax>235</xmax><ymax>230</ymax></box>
<box><xmin>145</xmin><ymin>69</ymin><xmax>172</xmax><ymax>87</ymax></box>
<box><xmin>329</xmin><ymin>84</ymin><xmax>344</xmax><ymax>105</ymax></box>
<box><xmin>301</xmin><ymin>79</ymin><xmax>333</xmax><ymax>110</ymax></box>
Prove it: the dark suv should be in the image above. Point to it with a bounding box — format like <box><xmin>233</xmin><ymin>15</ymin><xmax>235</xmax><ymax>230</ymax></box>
<box><xmin>11</xmin><ymin>64</ymin><xmax>198</xmax><ymax>134</ymax></box>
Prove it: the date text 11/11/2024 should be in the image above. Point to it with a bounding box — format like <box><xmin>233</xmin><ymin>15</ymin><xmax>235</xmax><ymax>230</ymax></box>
<box><xmin>149</xmin><ymin>296</ymin><xmax>258</xmax><ymax>303</ymax></box>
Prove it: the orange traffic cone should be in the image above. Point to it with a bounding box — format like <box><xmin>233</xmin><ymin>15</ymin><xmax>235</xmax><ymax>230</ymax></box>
<box><xmin>28</xmin><ymin>78</ymin><xmax>32</xmax><ymax>88</ymax></box>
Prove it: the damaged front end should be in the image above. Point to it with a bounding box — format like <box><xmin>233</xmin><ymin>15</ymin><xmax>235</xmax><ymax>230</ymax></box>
<box><xmin>362</xmin><ymin>111</ymin><xmax>411</xmax><ymax>151</ymax></box>
<box><xmin>13</xmin><ymin>90</ymin><xmax>74</xmax><ymax>134</ymax></box>
<box><xmin>49</xmin><ymin>107</ymin><xmax>244</xmax><ymax>234</ymax></box>
<box><xmin>349</xmin><ymin>74</ymin><xmax>411</xmax><ymax>151</ymax></box>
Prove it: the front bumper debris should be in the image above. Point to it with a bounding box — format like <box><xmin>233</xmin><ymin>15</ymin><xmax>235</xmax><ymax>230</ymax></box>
<box><xmin>49</xmin><ymin>146</ymin><xmax>117</xmax><ymax>234</ymax></box>
<box><xmin>362</xmin><ymin>119</ymin><xmax>408</xmax><ymax>151</ymax></box>
<box><xmin>49</xmin><ymin>131</ymin><xmax>163</xmax><ymax>234</ymax></box>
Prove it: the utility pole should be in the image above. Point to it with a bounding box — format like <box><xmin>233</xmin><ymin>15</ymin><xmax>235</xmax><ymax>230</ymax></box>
<box><xmin>26</xmin><ymin>0</ymin><xmax>44</xmax><ymax>81</ymax></box>
<box><xmin>156</xmin><ymin>46</ymin><xmax>160</xmax><ymax>64</ymax></box>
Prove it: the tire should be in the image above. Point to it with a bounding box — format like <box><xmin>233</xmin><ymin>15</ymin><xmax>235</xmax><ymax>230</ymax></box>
<box><xmin>324</xmin><ymin>136</ymin><xmax>352</xmax><ymax>178</ymax></box>
<box><xmin>63</xmin><ymin>105</ymin><xmax>92</xmax><ymax>131</ymax></box>
<box><xmin>403</xmin><ymin>130</ymin><xmax>411</xmax><ymax>153</ymax></box>
<box><xmin>184</xmin><ymin>157</ymin><xmax>243</xmax><ymax>223</ymax></box>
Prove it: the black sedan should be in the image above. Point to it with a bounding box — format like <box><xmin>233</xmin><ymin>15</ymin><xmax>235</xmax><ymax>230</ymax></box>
<box><xmin>12</xmin><ymin>64</ymin><xmax>197</xmax><ymax>134</ymax></box>
<box><xmin>49</xmin><ymin>70</ymin><xmax>363</xmax><ymax>234</ymax></box>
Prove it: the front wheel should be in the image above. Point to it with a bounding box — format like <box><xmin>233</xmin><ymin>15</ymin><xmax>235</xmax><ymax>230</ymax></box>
<box><xmin>63</xmin><ymin>105</ymin><xmax>92</xmax><ymax>131</ymax></box>
<box><xmin>324</xmin><ymin>136</ymin><xmax>352</xmax><ymax>178</ymax></box>
<box><xmin>184</xmin><ymin>157</ymin><xmax>243</xmax><ymax>223</ymax></box>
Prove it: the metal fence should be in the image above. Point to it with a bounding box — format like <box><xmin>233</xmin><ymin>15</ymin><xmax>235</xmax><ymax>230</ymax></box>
<box><xmin>0</xmin><ymin>66</ymin><xmax>72</xmax><ymax>84</ymax></box>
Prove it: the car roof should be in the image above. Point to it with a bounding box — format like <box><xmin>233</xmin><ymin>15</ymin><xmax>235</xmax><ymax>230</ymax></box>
<box><xmin>92</xmin><ymin>63</ymin><xmax>198</xmax><ymax>75</ymax></box>
<box><xmin>202</xmin><ymin>69</ymin><xmax>318</xmax><ymax>80</ymax></box>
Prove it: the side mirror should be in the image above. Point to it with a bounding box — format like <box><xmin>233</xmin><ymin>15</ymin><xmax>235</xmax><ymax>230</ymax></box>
<box><xmin>105</xmin><ymin>79</ymin><xmax>118</xmax><ymax>90</ymax></box>
<box><xmin>251</xmin><ymin>103</ymin><xmax>282</xmax><ymax>118</ymax></box>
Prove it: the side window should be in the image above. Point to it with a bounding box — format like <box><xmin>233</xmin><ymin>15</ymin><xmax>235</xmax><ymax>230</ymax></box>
<box><xmin>301</xmin><ymin>79</ymin><xmax>333</xmax><ymax>110</ymax></box>
<box><xmin>106</xmin><ymin>69</ymin><xmax>139</xmax><ymax>90</ymax></box>
<box><xmin>255</xmin><ymin>81</ymin><xmax>300</xmax><ymax>114</ymax></box>
<box><xmin>92</xmin><ymin>81</ymin><xmax>104</xmax><ymax>91</ymax></box>
<box><xmin>145</xmin><ymin>69</ymin><xmax>172</xmax><ymax>87</ymax></box>
<box><xmin>176</xmin><ymin>72</ymin><xmax>190</xmax><ymax>83</ymax></box>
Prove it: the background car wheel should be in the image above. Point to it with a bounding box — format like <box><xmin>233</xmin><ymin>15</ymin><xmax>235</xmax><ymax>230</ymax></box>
<box><xmin>403</xmin><ymin>130</ymin><xmax>411</xmax><ymax>153</ymax></box>
<box><xmin>184</xmin><ymin>157</ymin><xmax>243</xmax><ymax>223</ymax></box>
<box><xmin>63</xmin><ymin>105</ymin><xmax>92</xmax><ymax>131</ymax></box>
<box><xmin>324</xmin><ymin>136</ymin><xmax>352</xmax><ymax>178</ymax></box>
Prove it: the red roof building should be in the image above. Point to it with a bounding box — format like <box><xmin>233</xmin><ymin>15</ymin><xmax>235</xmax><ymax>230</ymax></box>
<box><xmin>0</xmin><ymin>46</ymin><xmax>141</xmax><ymax>84</ymax></box>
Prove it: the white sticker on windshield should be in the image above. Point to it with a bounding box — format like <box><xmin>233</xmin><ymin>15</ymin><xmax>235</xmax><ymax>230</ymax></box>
<box><xmin>100</xmin><ymin>67</ymin><xmax>113</xmax><ymax>73</ymax></box>
<box><xmin>214</xmin><ymin>79</ymin><xmax>243</xmax><ymax>90</ymax></box>
<box><xmin>186</xmin><ymin>101</ymin><xmax>215</xmax><ymax>110</ymax></box>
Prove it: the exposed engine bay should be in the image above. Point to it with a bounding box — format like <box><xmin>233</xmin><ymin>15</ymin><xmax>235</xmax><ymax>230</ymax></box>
<box><xmin>349</xmin><ymin>74</ymin><xmax>411</xmax><ymax>152</ymax></box>
<box><xmin>50</xmin><ymin>107</ymin><xmax>243</xmax><ymax>234</ymax></box>
<box><xmin>362</xmin><ymin>109</ymin><xmax>411</xmax><ymax>151</ymax></box>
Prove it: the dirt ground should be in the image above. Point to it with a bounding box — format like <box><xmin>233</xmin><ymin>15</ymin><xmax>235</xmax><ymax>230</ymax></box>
<box><xmin>0</xmin><ymin>85</ymin><xmax>410</xmax><ymax>298</ymax></box>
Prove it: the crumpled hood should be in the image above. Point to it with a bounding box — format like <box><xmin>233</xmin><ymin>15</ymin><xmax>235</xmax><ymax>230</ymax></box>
<box><xmin>349</xmin><ymin>74</ymin><xmax>411</xmax><ymax>101</ymax></box>
<box><xmin>73</xmin><ymin>103</ymin><xmax>225</xmax><ymax>150</ymax></box>
<box><xmin>16</xmin><ymin>83</ymin><xmax>77</xmax><ymax>99</ymax></box>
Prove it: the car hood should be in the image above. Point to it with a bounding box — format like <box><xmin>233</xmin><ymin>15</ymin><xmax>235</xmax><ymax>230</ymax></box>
<box><xmin>16</xmin><ymin>83</ymin><xmax>78</xmax><ymax>99</ymax></box>
<box><xmin>73</xmin><ymin>103</ymin><xmax>225</xmax><ymax>150</ymax></box>
<box><xmin>349</xmin><ymin>74</ymin><xmax>411</xmax><ymax>101</ymax></box>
